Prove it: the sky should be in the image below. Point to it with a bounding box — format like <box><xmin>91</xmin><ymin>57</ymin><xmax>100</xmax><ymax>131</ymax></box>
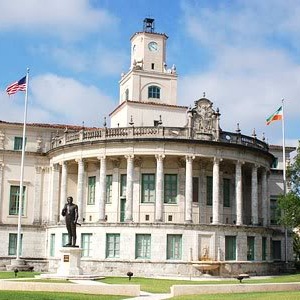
<box><xmin>0</xmin><ymin>0</ymin><xmax>299</xmax><ymax>148</ymax></box>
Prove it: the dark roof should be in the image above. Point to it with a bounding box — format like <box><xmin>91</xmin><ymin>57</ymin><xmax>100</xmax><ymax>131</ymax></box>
<box><xmin>0</xmin><ymin>120</ymin><xmax>98</xmax><ymax>131</ymax></box>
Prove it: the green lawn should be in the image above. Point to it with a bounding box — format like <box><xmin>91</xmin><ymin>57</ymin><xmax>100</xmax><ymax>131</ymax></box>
<box><xmin>0</xmin><ymin>271</ymin><xmax>40</xmax><ymax>279</ymax></box>
<box><xmin>0</xmin><ymin>291</ymin><xmax>125</xmax><ymax>300</ymax></box>
<box><xmin>170</xmin><ymin>291</ymin><xmax>300</xmax><ymax>300</ymax></box>
<box><xmin>101</xmin><ymin>273</ymin><xmax>300</xmax><ymax>293</ymax></box>
<box><xmin>2</xmin><ymin>271</ymin><xmax>300</xmax><ymax>298</ymax></box>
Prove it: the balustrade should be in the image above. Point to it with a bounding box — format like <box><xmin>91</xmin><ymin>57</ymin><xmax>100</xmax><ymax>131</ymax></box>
<box><xmin>50</xmin><ymin>126</ymin><xmax>269</xmax><ymax>152</ymax></box>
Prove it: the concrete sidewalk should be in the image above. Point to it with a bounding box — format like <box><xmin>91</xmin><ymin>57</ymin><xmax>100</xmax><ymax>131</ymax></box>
<box><xmin>123</xmin><ymin>291</ymin><xmax>171</xmax><ymax>300</ymax></box>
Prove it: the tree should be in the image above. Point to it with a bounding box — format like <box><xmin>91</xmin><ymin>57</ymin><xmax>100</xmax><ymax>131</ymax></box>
<box><xmin>277</xmin><ymin>143</ymin><xmax>300</xmax><ymax>263</ymax></box>
<box><xmin>278</xmin><ymin>192</ymin><xmax>300</xmax><ymax>229</ymax></box>
<box><xmin>278</xmin><ymin>142</ymin><xmax>300</xmax><ymax>229</ymax></box>
<box><xmin>288</xmin><ymin>143</ymin><xmax>300</xmax><ymax>195</ymax></box>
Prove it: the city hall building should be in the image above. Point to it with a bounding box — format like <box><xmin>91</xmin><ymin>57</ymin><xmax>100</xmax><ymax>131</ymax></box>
<box><xmin>0</xmin><ymin>19</ymin><xmax>295</xmax><ymax>276</ymax></box>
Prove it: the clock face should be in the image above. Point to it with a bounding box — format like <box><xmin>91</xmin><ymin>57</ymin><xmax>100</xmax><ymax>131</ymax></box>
<box><xmin>148</xmin><ymin>41</ymin><xmax>158</xmax><ymax>52</ymax></box>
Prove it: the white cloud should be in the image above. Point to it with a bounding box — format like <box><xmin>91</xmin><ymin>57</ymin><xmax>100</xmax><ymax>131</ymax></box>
<box><xmin>0</xmin><ymin>0</ymin><xmax>116</xmax><ymax>40</ymax></box>
<box><xmin>25</xmin><ymin>74</ymin><xmax>115</xmax><ymax>126</ymax></box>
<box><xmin>31</xmin><ymin>44</ymin><xmax>127</xmax><ymax>76</ymax></box>
<box><xmin>179</xmin><ymin>0</ymin><xmax>300</xmax><ymax>144</ymax></box>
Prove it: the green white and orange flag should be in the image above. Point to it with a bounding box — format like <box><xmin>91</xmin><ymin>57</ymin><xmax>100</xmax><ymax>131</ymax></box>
<box><xmin>266</xmin><ymin>106</ymin><xmax>283</xmax><ymax>125</ymax></box>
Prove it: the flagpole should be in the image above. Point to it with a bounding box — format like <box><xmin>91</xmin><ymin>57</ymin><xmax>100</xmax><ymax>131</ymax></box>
<box><xmin>281</xmin><ymin>98</ymin><xmax>288</xmax><ymax>264</ymax></box>
<box><xmin>16</xmin><ymin>68</ymin><xmax>29</xmax><ymax>261</ymax></box>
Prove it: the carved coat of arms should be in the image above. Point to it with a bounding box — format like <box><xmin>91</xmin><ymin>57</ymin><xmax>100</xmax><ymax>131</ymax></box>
<box><xmin>191</xmin><ymin>97</ymin><xmax>220</xmax><ymax>140</ymax></box>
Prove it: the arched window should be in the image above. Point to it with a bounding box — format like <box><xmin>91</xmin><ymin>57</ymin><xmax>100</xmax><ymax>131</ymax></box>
<box><xmin>125</xmin><ymin>89</ymin><xmax>129</xmax><ymax>101</ymax></box>
<box><xmin>148</xmin><ymin>85</ymin><xmax>160</xmax><ymax>99</ymax></box>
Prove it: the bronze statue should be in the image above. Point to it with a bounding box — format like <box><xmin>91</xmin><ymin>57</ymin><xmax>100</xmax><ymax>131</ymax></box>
<box><xmin>61</xmin><ymin>196</ymin><xmax>78</xmax><ymax>247</ymax></box>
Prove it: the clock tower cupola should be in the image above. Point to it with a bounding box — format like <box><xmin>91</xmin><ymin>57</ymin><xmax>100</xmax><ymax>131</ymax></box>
<box><xmin>119</xmin><ymin>18</ymin><xmax>177</xmax><ymax>105</ymax></box>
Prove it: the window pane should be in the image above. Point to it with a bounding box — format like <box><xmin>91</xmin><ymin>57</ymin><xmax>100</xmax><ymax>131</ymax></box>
<box><xmin>62</xmin><ymin>233</ymin><xmax>68</xmax><ymax>247</ymax></box>
<box><xmin>247</xmin><ymin>237</ymin><xmax>255</xmax><ymax>261</ymax></box>
<box><xmin>50</xmin><ymin>234</ymin><xmax>55</xmax><ymax>257</ymax></box>
<box><xmin>142</xmin><ymin>174</ymin><xmax>155</xmax><ymax>203</ymax></box>
<box><xmin>9</xmin><ymin>185</ymin><xmax>25</xmax><ymax>215</ymax></box>
<box><xmin>271</xmin><ymin>157</ymin><xmax>278</xmax><ymax>168</ymax></box>
<box><xmin>272</xmin><ymin>240</ymin><xmax>281</xmax><ymax>260</ymax></box>
<box><xmin>270</xmin><ymin>196</ymin><xmax>279</xmax><ymax>224</ymax></box>
<box><xmin>206</xmin><ymin>176</ymin><xmax>212</xmax><ymax>206</ymax></box>
<box><xmin>148</xmin><ymin>86</ymin><xmax>160</xmax><ymax>99</ymax></box>
<box><xmin>192</xmin><ymin>177</ymin><xmax>199</xmax><ymax>203</ymax></box>
<box><xmin>164</xmin><ymin>174</ymin><xmax>177</xmax><ymax>204</ymax></box>
<box><xmin>81</xmin><ymin>233</ymin><xmax>92</xmax><ymax>257</ymax></box>
<box><xmin>167</xmin><ymin>235</ymin><xmax>182</xmax><ymax>260</ymax></box>
<box><xmin>125</xmin><ymin>88</ymin><xmax>129</xmax><ymax>101</ymax></box>
<box><xmin>8</xmin><ymin>233</ymin><xmax>22</xmax><ymax>256</ymax></box>
<box><xmin>106</xmin><ymin>175</ymin><xmax>113</xmax><ymax>203</ymax></box>
<box><xmin>225</xmin><ymin>236</ymin><xmax>236</xmax><ymax>260</ymax></box>
<box><xmin>14</xmin><ymin>137</ymin><xmax>26</xmax><ymax>151</ymax></box>
<box><xmin>106</xmin><ymin>234</ymin><xmax>120</xmax><ymax>258</ymax></box>
<box><xmin>120</xmin><ymin>174</ymin><xmax>127</xmax><ymax>197</ymax></box>
<box><xmin>87</xmin><ymin>176</ymin><xmax>96</xmax><ymax>205</ymax></box>
<box><xmin>262</xmin><ymin>237</ymin><xmax>267</xmax><ymax>261</ymax></box>
<box><xmin>223</xmin><ymin>178</ymin><xmax>230</xmax><ymax>207</ymax></box>
<box><xmin>136</xmin><ymin>234</ymin><xmax>151</xmax><ymax>258</ymax></box>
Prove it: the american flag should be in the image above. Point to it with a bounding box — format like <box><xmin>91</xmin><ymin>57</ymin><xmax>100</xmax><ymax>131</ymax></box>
<box><xmin>6</xmin><ymin>76</ymin><xmax>27</xmax><ymax>95</ymax></box>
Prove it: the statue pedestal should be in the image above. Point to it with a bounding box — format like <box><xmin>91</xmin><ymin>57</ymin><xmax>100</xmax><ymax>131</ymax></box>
<box><xmin>56</xmin><ymin>247</ymin><xmax>83</xmax><ymax>276</ymax></box>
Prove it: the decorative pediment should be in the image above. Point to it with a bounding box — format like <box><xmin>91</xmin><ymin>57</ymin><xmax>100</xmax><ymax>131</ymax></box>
<box><xmin>191</xmin><ymin>97</ymin><xmax>220</xmax><ymax>140</ymax></box>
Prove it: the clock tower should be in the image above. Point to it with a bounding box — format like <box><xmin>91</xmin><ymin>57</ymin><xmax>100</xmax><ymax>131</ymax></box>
<box><xmin>130</xmin><ymin>18</ymin><xmax>166</xmax><ymax>73</ymax></box>
<box><xmin>111</xmin><ymin>18</ymin><xmax>186</xmax><ymax>128</ymax></box>
<box><xmin>119</xmin><ymin>18</ymin><xmax>178</xmax><ymax>105</ymax></box>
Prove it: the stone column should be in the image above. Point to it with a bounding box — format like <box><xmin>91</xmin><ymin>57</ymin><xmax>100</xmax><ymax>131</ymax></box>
<box><xmin>251</xmin><ymin>164</ymin><xmax>258</xmax><ymax>225</ymax></box>
<box><xmin>59</xmin><ymin>161</ymin><xmax>68</xmax><ymax>223</ymax></box>
<box><xmin>125</xmin><ymin>155</ymin><xmax>134</xmax><ymax>222</ymax></box>
<box><xmin>235</xmin><ymin>161</ymin><xmax>243</xmax><ymax>225</ymax></box>
<box><xmin>49</xmin><ymin>163</ymin><xmax>60</xmax><ymax>224</ymax></box>
<box><xmin>97</xmin><ymin>156</ymin><xmax>106</xmax><ymax>222</ymax></box>
<box><xmin>76</xmin><ymin>158</ymin><xmax>85</xmax><ymax>223</ymax></box>
<box><xmin>155</xmin><ymin>154</ymin><xmax>165</xmax><ymax>222</ymax></box>
<box><xmin>261</xmin><ymin>168</ymin><xmax>268</xmax><ymax>226</ymax></box>
<box><xmin>33</xmin><ymin>166</ymin><xmax>43</xmax><ymax>224</ymax></box>
<box><xmin>0</xmin><ymin>162</ymin><xmax>4</xmax><ymax>223</ymax></box>
<box><xmin>111</xmin><ymin>159</ymin><xmax>120</xmax><ymax>223</ymax></box>
<box><xmin>212</xmin><ymin>157</ymin><xmax>221</xmax><ymax>224</ymax></box>
<box><xmin>185</xmin><ymin>155</ymin><xmax>194</xmax><ymax>223</ymax></box>
<box><xmin>199</xmin><ymin>161</ymin><xmax>206</xmax><ymax>224</ymax></box>
<box><xmin>0</xmin><ymin>131</ymin><xmax>4</xmax><ymax>150</ymax></box>
<box><xmin>133</xmin><ymin>157</ymin><xmax>142</xmax><ymax>222</ymax></box>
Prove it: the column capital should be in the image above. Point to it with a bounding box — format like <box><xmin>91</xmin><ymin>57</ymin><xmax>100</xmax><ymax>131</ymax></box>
<box><xmin>186</xmin><ymin>155</ymin><xmax>195</xmax><ymax>162</ymax></box>
<box><xmin>97</xmin><ymin>155</ymin><xmax>106</xmax><ymax>161</ymax></box>
<box><xmin>44</xmin><ymin>166</ymin><xmax>51</xmax><ymax>173</ymax></box>
<box><xmin>75</xmin><ymin>158</ymin><xmax>84</xmax><ymax>164</ymax></box>
<box><xmin>51</xmin><ymin>163</ymin><xmax>60</xmax><ymax>171</ymax></box>
<box><xmin>213</xmin><ymin>157</ymin><xmax>223</xmax><ymax>164</ymax></box>
<box><xmin>155</xmin><ymin>154</ymin><xmax>165</xmax><ymax>161</ymax></box>
<box><xmin>35</xmin><ymin>166</ymin><xmax>45</xmax><ymax>174</ymax></box>
<box><xmin>59</xmin><ymin>160</ymin><xmax>68</xmax><ymax>166</ymax></box>
<box><xmin>235</xmin><ymin>160</ymin><xmax>245</xmax><ymax>166</ymax></box>
<box><xmin>124</xmin><ymin>154</ymin><xmax>134</xmax><ymax>160</ymax></box>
